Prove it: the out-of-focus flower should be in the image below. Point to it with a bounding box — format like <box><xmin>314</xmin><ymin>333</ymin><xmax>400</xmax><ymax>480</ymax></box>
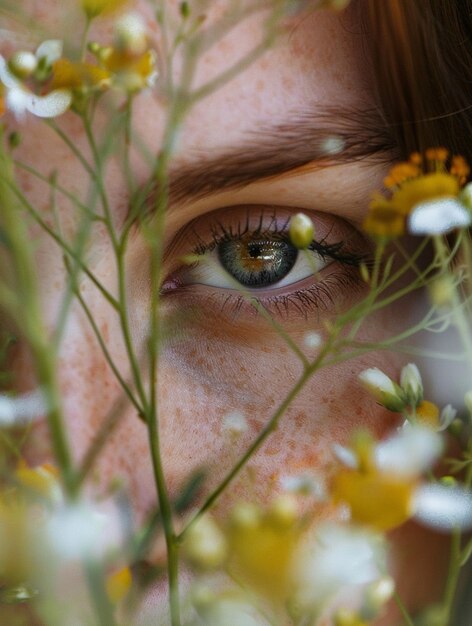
<box><xmin>182</xmin><ymin>514</ymin><xmax>228</xmax><ymax>570</ymax></box>
<box><xmin>89</xmin><ymin>13</ymin><xmax>158</xmax><ymax>93</ymax></box>
<box><xmin>289</xmin><ymin>213</ymin><xmax>315</xmax><ymax>249</ymax></box>
<box><xmin>15</xmin><ymin>460</ymin><xmax>62</xmax><ymax>504</ymax></box>
<box><xmin>225</xmin><ymin>498</ymin><xmax>301</xmax><ymax>600</ymax></box>
<box><xmin>81</xmin><ymin>0</ymin><xmax>129</xmax><ymax>20</ymax></box>
<box><xmin>331</xmin><ymin>426</ymin><xmax>472</xmax><ymax>532</ymax></box>
<box><xmin>222</xmin><ymin>410</ymin><xmax>248</xmax><ymax>437</ymax></box>
<box><xmin>0</xmin><ymin>41</ymin><xmax>72</xmax><ymax>119</ymax></box>
<box><xmin>291</xmin><ymin>523</ymin><xmax>386</xmax><ymax>617</ymax></box>
<box><xmin>192</xmin><ymin>588</ymin><xmax>271</xmax><ymax>626</ymax></box>
<box><xmin>363</xmin><ymin>149</ymin><xmax>470</xmax><ymax>237</ymax></box>
<box><xmin>105</xmin><ymin>566</ymin><xmax>132</xmax><ymax>603</ymax></box>
<box><xmin>0</xmin><ymin>388</ymin><xmax>46</xmax><ymax>427</ymax></box>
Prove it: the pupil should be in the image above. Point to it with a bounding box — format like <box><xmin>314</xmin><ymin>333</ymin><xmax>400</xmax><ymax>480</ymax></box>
<box><xmin>218</xmin><ymin>237</ymin><xmax>298</xmax><ymax>288</ymax></box>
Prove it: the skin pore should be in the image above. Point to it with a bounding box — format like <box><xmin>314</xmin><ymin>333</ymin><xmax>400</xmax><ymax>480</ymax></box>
<box><xmin>2</xmin><ymin>0</ymin><xmax>453</xmax><ymax>623</ymax></box>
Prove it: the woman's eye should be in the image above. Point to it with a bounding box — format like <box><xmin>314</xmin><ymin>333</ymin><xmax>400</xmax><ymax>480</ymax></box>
<box><xmin>188</xmin><ymin>234</ymin><xmax>329</xmax><ymax>290</ymax></box>
<box><xmin>161</xmin><ymin>207</ymin><xmax>369</xmax><ymax>319</ymax></box>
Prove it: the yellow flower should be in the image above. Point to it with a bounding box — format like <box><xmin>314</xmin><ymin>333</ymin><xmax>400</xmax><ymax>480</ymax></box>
<box><xmin>331</xmin><ymin>468</ymin><xmax>415</xmax><ymax>532</ymax></box>
<box><xmin>363</xmin><ymin>149</ymin><xmax>470</xmax><ymax>238</ymax></box>
<box><xmin>15</xmin><ymin>459</ymin><xmax>61</xmax><ymax>501</ymax></box>
<box><xmin>49</xmin><ymin>58</ymin><xmax>111</xmax><ymax>92</ymax></box>
<box><xmin>105</xmin><ymin>566</ymin><xmax>132</xmax><ymax>603</ymax></box>
<box><xmin>362</xmin><ymin>196</ymin><xmax>405</xmax><ymax>238</ymax></box>
<box><xmin>415</xmin><ymin>399</ymin><xmax>440</xmax><ymax>429</ymax></box>
<box><xmin>101</xmin><ymin>47</ymin><xmax>157</xmax><ymax>92</ymax></box>
<box><xmin>331</xmin><ymin>426</ymin><xmax>443</xmax><ymax>532</ymax></box>
<box><xmin>226</xmin><ymin>498</ymin><xmax>301</xmax><ymax>600</ymax></box>
<box><xmin>392</xmin><ymin>172</ymin><xmax>459</xmax><ymax>215</ymax></box>
<box><xmin>81</xmin><ymin>0</ymin><xmax>129</xmax><ymax>20</ymax></box>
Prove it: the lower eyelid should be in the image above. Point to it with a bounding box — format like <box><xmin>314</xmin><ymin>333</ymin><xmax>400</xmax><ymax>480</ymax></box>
<box><xmin>162</xmin><ymin>262</ymin><xmax>366</xmax><ymax>322</ymax></box>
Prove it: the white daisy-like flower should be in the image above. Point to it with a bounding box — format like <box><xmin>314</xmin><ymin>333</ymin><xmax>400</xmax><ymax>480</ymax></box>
<box><xmin>408</xmin><ymin>197</ymin><xmax>471</xmax><ymax>235</ymax></box>
<box><xmin>0</xmin><ymin>40</ymin><xmax>71</xmax><ymax>119</ymax></box>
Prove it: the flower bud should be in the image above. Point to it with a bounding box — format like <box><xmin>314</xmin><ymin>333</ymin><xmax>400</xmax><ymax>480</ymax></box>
<box><xmin>428</xmin><ymin>276</ymin><xmax>455</xmax><ymax>308</ymax></box>
<box><xmin>182</xmin><ymin>515</ymin><xmax>227</xmax><ymax>570</ymax></box>
<box><xmin>8</xmin><ymin>51</ymin><xmax>37</xmax><ymax>79</ymax></box>
<box><xmin>289</xmin><ymin>213</ymin><xmax>314</xmax><ymax>249</ymax></box>
<box><xmin>359</xmin><ymin>367</ymin><xmax>405</xmax><ymax>412</ymax></box>
<box><xmin>400</xmin><ymin>363</ymin><xmax>423</xmax><ymax>406</ymax></box>
<box><xmin>114</xmin><ymin>13</ymin><xmax>148</xmax><ymax>55</ymax></box>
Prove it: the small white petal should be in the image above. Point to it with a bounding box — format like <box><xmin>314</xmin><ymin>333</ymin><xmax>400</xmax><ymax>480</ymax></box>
<box><xmin>35</xmin><ymin>40</ymin><xmax>63</xmax><ymax>64</ymax></box>
<box><xmin>25</xmin><ymin>89</ymin><xmax>72</xmax><ymax>118</ymax></box>
<box><xmin>375</xmin><ymin>425</ymin><xmax>443</xmax><ymax>477</ymax></box>
<box><xmin>332</xmin><ymin>443</ymin><xmax>358</xmax><ymax>469</ymax></box>
<box><xmin>400</xmin><ymin>363</ymin><xmax>423</xmax><ymax>403</ymax></box>
<box><xmin>0</xmin><ymin>55</ymin><xmax>24</xmax><ymax>89</ymax></box>
<box><xmin>293</xmin><ymin>524</ymin><xmax>385</xmax><ymax>611</ymax></box>
<box><xmin>0</xmin><ymin>389</ymin><xmax>47</xmax><ymax>426</ymax></box>
<box><xmin>6</xmin><ymin>87</ymin><xmax>30</xmax><ymax>118</ymax></box>
<box><xmin>438</xmin><ymin>404</ymin><xmax>457</xmax><ymax>431</ymax></box>
<box><xmin>359</xmin><ymin>367</ymin><xmax>397</xmax><ymax>396</ymax></box>
<box><xmin>280</xmin><ymin>473</ymin><xmax>327</xmax><ymax>499</ymax></box>
<box><xmin>413</xmin><ymin>484</ymin><xmax>472</xmax><ymax>531</ymax></box>
<box><xmin>408</xmin><ymin>198</ymin><xmax>471</xmax><ymax>235</ymax></box>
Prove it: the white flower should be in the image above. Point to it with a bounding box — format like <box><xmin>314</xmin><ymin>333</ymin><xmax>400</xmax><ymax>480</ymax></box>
<box><xmin>358</xmin><ymin>367</ymin><xmax>405</xmax><ymax>411</ymax></box>
<box><xmin>408</xmin><ymin>198</ymin><xmax>471</xmax><ymax>235</ymax></box>
<box><xmin>292</xmin><ymin>524</ymin><xmax>386</xmax><ymax>613</ymax></box>
<box><xmin>374</xmin><ymin>425</ymin><xmax>443</xmax><ymax>478</ymax></box>
<box><xmin>413</xmin><ymin>483</ymin><xmax>472</xmax><ymax>531</ymax></box>
<box><xmin>0</xmin><ymin>389</ymin><xmax>46</xmax><ymax>427</ymax></box>
<box><xmin>400</xmin><ymin>363</ymin><xmax>423</xmax><ymax>406</ymax></box>
<box><xmin>44</xmin><ymin>500</ymin><xmax>122</xmax><ymax>561</ymax></box>
<box><xmin>0</xmin><ymin>41</ymin><xmax>71</xmax><ymax>119</ymax></box>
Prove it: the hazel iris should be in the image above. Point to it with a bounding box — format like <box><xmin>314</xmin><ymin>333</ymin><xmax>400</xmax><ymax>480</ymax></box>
<box><xmin>217</xmin><ymin>236</ymin><xmax>298</xmax><ymax>288</ymax></box>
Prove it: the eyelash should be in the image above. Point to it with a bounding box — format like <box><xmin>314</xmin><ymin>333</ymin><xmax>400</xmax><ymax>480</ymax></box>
<box><xmin>162</xmin><ymin>210</ymin><xmax>368</xmax><ymax>320</ymax></box>
<box><xmin>191</xmin><ymin>213</ymin><xmax>362</xmax><ymax>267</ymax></box>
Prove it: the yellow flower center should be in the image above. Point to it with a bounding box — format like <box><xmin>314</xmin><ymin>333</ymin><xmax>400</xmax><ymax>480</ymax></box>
<box><xmin>331</xmin><ymin>468</ymin><xmax>415</xmax><ymax>531</ymax></box>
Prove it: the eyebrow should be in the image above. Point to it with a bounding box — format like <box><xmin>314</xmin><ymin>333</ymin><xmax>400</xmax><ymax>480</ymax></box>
<box><xmin>144</xmin><ymin>106</ymin><xmax>398</xmax><ymax>212</ymax></box>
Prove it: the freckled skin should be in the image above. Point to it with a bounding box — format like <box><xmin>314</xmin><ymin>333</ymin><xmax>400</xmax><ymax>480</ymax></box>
<box><xmin>3</xmin><ymin>1</ymin><xmax>451</xmax><ymax>623</ymax></box>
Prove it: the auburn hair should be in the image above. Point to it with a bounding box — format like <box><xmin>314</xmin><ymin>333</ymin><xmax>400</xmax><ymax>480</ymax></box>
<box><xmin>362</xmin><ymin>0</ymin><xmax>472</xmax><ymax>160</ymax></box>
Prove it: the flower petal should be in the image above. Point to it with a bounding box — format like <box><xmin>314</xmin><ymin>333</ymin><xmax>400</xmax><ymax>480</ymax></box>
<box><xmin>408</xmin><ymin>198</ymin><xmax>471</xmax><ymax>235</ymax></box>
<box><xmin>413</xmin><ymin>483</ymin><xmax>472</xmax><ymax>531</ymax></box>
<box><xmin>35</xmin><ymin>39</ymin><xmax>63</xmax><ymax>65</ymax></box>
<box><xmin>0</xmin><ymin>55</ymin><xmax>24</xmax><ymax>89</ymax></box>
<box><xmin>25</xmin><ymin>89</ymin><xmax>72</xmax><ymax>118</ymax></box>
<box><xmin>375</xmin><ymin>425</ymin><xmax>443</xmax><ymax>477</ymax></box>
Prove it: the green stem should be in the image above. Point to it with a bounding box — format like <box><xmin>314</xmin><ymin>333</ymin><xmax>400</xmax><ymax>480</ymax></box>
<box><xmin>442</xmin><ymin>527</ymin><xmax>462</xmax><ymax>624</ymax></box>
<box><xmin>179</xmin><ymin>329</ymin><xmax>339</xmax><ymax>540</ymax></box>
